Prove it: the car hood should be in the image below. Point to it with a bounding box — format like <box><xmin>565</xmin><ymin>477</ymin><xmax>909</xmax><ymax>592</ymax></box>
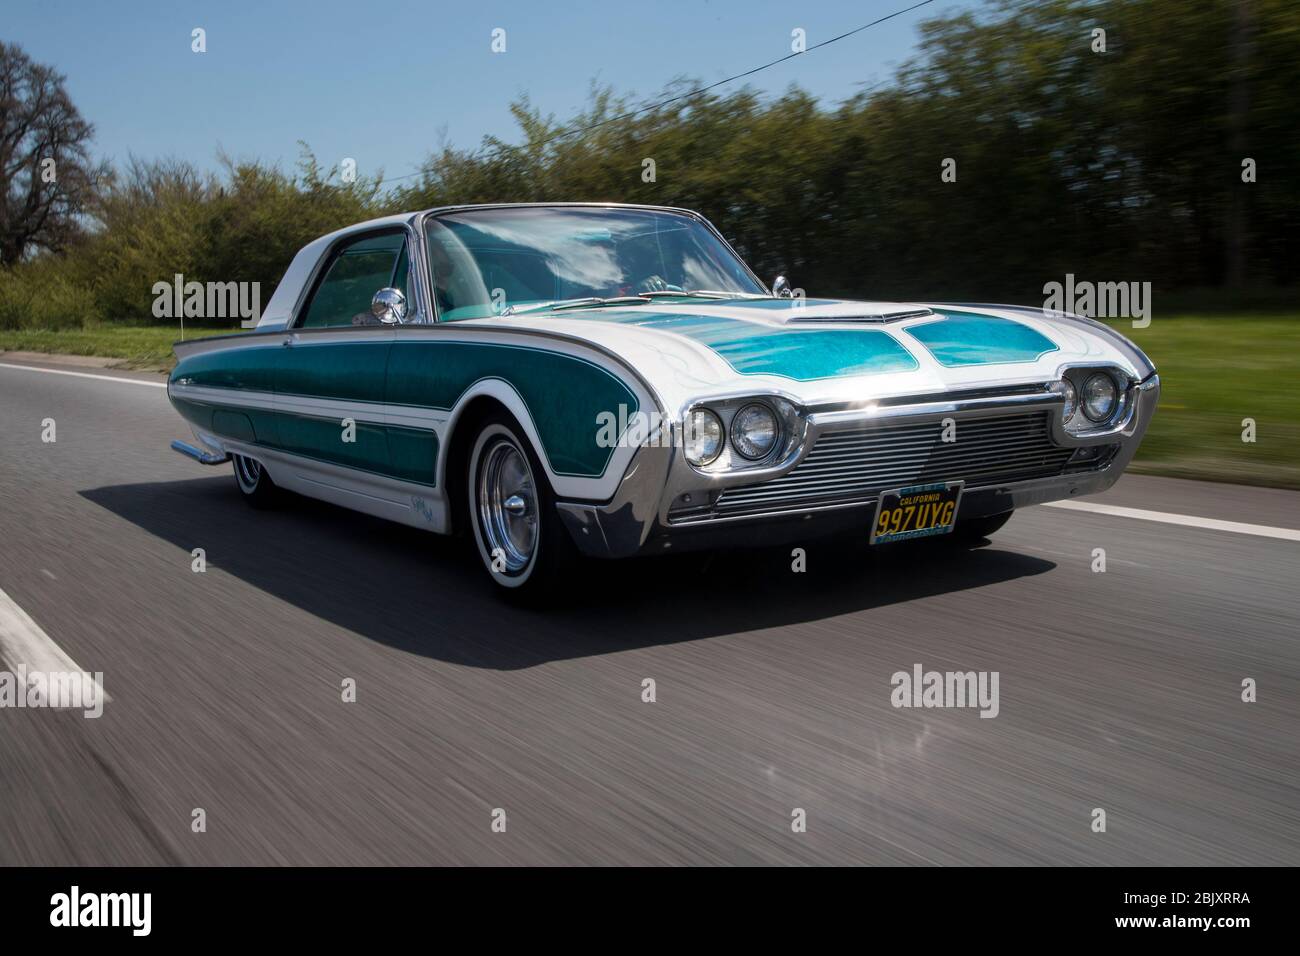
<box><xmin>459</xmin><ymin>298</ymin><xmax>1155</xmax><ymax>415</ymax></box>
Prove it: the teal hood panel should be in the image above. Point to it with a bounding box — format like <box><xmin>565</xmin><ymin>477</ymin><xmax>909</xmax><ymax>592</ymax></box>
<box><xmin>582</xmin><ymin>312</ymin><xmax>919</xmax><ymax>381</ymax></box>
<box><xmin>905</xmin><ymin>310</ymin><xmax>1059</xmax><ymax>367</ymax></box>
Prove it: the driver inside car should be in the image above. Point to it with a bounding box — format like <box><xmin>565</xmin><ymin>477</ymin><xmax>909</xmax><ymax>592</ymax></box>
<box><xmin>429</xmin><ymin>238</ymin><xmax>459</xmax><ymax>315</ymax></box>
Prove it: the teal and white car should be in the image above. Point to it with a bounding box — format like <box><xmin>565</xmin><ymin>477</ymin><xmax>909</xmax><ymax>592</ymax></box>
<box><xmin>168</xmin><ymin>203</ymin><xmax>1159</xmax><ymax>596</ymax></box>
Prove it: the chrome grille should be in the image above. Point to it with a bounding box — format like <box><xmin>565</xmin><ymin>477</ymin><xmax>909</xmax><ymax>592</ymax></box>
<box><xmin>709</xmin><ymin>412</ymin><xmax>1072</xmax><ymax>518</ymax></box>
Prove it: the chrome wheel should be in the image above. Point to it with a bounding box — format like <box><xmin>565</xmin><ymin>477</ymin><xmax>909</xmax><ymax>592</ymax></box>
<box><xmin>234</xmin><ymin>454</ymin><xmax>262</xmax><ymax>492</ymax></box>
<box><xmin>476</xmin><ymin>439</ymin><xmax>538</xmax><ymax>573</ymax></box>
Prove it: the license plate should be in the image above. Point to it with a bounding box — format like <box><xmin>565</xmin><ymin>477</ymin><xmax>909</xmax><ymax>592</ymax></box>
<box><xmin>870</xmin><ymin>481</ymin><xmax>963</xmax><ymax>544</ymax></box>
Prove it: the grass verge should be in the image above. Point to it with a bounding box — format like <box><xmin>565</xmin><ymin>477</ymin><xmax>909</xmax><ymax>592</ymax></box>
<box><xmin>1110</xmin><ymin>314</ymin><xmax>1300</xmax><ymax>489</ymax></box>
<box><xmin>0</xmin><ymin>325</ymin><xmax>239</xmax><ymax>372</ymax></box>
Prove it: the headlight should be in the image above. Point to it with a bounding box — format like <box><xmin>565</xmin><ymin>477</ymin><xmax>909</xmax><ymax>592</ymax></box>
<box><xmin>1082</xmin><ymin>372</ymin><xmax>1118</xmax><ymax>422</ymax></box>
<box><xmin>1059</xmin><ymin>377</ymin><xmax>1078</xmax><ymax>422</ymax></box>
<box><xmin>730</xmin><ymin>403</ymin><xmax>780</xmax><ymax>460</ymax></box>
<box><xmin>684</xmin><ymin>408</ymin><xmax>724</xmax><ymax>466</ymax></box>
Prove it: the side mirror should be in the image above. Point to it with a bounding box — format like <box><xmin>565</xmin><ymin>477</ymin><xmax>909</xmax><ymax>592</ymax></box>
<box><xmin>772</xmin><ymin>275</ymin><xmax>793</xmax><ymax>298</ymax></box>
<box><xmin>371</xmin><ymin>287</ymin><xmax>408</xmax><ymax>324</ymax></box>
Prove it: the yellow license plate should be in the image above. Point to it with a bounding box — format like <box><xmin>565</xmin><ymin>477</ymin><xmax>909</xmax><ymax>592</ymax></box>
<box><xmin>870</xmin><ymin>482</ymin><xmax>963</xmax><ymax>544</ymax></box>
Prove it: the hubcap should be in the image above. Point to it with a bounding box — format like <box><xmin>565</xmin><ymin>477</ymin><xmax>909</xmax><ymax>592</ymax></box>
<box><xmin>235</xmin><ymin>455</ymin><xmax>261</xmax><ymax>490</ymax></box>
<box><xmin>477</xmin><ymin>439</ymin><xmax>538</xmax><ymax>573</ymax></box>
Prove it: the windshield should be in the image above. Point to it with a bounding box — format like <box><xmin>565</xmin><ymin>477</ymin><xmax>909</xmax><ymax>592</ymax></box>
<box><xmin>423</xmin><ymin>206</ymin><xmax>765</xmax><ymax>321</ymax></box>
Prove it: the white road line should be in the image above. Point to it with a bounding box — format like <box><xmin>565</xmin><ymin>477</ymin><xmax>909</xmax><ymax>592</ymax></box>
<box><xmin>1042</xmin><ymin>500</ymin><xmax>1300</xmax><ymax>542</ymax></box>
<box><xmin>0</xmin><ymin>586</ymin><xmax>109</xmax><ymax>706</ymax></box>
<box><xmin>0</xmin><ymin>361</ymin><xmax>166</xmax><ymax>389</ymax></box>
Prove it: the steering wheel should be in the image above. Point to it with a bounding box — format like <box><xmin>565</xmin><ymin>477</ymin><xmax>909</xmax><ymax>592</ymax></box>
<box><xmin>636</xmin><ymin>275</ymin><xmax>683</xmax><ymax>294</ymax></box>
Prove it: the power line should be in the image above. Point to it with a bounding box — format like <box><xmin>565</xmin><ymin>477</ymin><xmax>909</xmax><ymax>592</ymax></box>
<box><xmin>377</xmin><ymin>0</ymin><xmax>936</xmax><ymax>187</ymax></box>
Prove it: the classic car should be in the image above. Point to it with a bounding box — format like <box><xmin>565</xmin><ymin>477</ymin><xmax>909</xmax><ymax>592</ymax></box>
<box><xmin>167</xmin><ymin>203</ymin><xmax>1159</xmax><ymax>596</ymax></box>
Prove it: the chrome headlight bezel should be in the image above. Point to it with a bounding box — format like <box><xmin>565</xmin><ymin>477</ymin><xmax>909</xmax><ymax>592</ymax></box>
<box><xmin>1057</xmin><ymin>365</ymin><xmax>1134</xmax><ymax>435</ymax></box>
<box><xmin>681</xmin><ymin>396</ymin><xmax>805</xmax><ymax>474</ymax></box>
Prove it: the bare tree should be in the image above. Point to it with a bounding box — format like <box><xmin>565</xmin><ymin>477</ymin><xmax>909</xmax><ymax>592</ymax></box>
<box><xmin>0</xmin><ymin>41</ymin><xmax>106</xmax><ymax>265</ymax></box>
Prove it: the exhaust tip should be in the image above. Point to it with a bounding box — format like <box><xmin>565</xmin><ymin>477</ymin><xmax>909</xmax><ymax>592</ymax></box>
<box><xmin>170</xmin><ymin>439</ymin><xmax>230</xmax><ymax>465</ymax></box>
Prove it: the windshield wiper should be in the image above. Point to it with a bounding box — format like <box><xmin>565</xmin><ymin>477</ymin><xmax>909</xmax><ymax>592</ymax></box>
<box><xmin>548</xmin><ymin>296</ymin><xmax>652</xmax><ymax>311</ymax></box>
<box><xmin>498</xmin><ymin>290</ymin><xmax>759</xmax><ymax>316</ymax></box>
<box><xmin>501</xmin><ymin>296</ymin><xmax>651</xmax><ymax>316</ymax></box>
<box><xmin>639</xmin><ymin>290</ymin><xmax>763</xmax><ymax>300</ymax></box>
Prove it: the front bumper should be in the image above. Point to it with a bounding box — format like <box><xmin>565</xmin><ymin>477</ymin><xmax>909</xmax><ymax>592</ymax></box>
<box><xmin>557</xmin><ymin>373</ymin><xmax>1160</xmax><ymax>558</ymax></box>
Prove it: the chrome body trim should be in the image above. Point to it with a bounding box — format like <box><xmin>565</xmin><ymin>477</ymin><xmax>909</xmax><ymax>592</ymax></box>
<box><xmin>554</xmin><ymin>440</ymin><xmax>674</xmax><ymax>558</ymax></box>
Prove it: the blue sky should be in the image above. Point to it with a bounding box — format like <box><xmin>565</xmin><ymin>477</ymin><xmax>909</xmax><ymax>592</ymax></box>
<box><xmin>5</xmin><ymin>0</ymin><xmax>974</xmax><ymax>185</ymax></box>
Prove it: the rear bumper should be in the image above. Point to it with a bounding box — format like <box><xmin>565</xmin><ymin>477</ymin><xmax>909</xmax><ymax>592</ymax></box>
<box><xmin>557</xmin><ymin>374</ymin><xmax>1159</xmax><ymax>558</ymax></box>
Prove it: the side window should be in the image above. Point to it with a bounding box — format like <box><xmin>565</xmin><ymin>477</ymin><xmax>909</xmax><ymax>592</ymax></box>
<box><xmin>298</xmin><ymin>231</ymin><xmax>405</xmax><ymax>328</ymax></box>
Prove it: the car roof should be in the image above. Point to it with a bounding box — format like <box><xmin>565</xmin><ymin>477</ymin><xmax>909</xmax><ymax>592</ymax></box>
<box><xmin>312</xmin><ymin>202</ymin><xmax>703</xmax><ymax>246</ymax></box>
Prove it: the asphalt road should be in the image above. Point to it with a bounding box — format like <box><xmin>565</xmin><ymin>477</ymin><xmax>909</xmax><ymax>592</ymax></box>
<box><xmin>1</xmin><ymin>356</ymin><xmax>1297</xmax><ymax>865</ymax></box>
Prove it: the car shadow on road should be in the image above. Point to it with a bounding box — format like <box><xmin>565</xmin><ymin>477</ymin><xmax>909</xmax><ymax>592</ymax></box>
<box><xmin>82</xmin><ymin>477</ymin><xmax>1055</xmax><ymax>670</ymax></box>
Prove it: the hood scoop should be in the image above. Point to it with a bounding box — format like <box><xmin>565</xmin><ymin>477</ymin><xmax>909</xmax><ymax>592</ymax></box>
<box><xmin>782</xmin><ymin>307</ymin><xmax>935</xmax><ymax>324</ymax></box>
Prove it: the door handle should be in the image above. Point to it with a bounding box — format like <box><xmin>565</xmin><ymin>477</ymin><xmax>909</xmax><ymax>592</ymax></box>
<box><xmin>282</xmin><ymin>334</ymin><xmax>297</xmax><ymax>348</ymax></box>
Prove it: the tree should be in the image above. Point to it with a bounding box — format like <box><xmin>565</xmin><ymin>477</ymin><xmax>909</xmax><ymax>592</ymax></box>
<box><xmin>0</xmin><ymin>41</ymin><xmax>106</xmax><ymax>265</ymax></box>
<box><xmin>1225</xmin><ymin>0</ymin><xmax>1255</xmax><ymax>288</ymax></box>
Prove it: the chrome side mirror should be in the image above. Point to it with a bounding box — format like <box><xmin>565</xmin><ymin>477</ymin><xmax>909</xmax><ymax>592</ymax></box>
<box><xmin>772</xmin><ymin>275</ymin><xmax>793</xmax><ymax>298</ymax></box>
<box><xmin>371</xmin><ymin>287</ymin><xmax>407</xmax><ymax>324</ymax></box>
